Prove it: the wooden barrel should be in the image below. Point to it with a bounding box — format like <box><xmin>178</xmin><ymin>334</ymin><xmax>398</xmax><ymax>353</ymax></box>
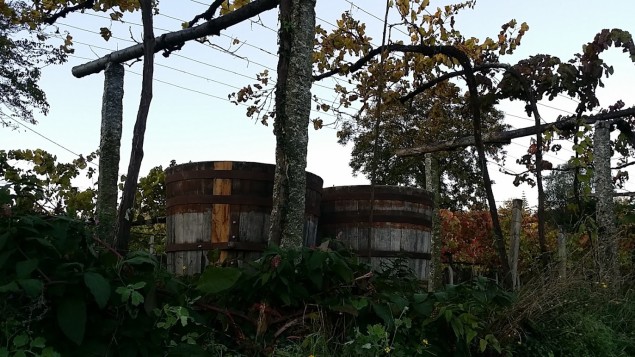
<box><xmin>319</xmin><ymin>185</ymin><xmax>433</xmax><ymax>280</ymax></box>
<box><xmin>165</xmin><ymin>161</ymin><xmax>323</xmax><ymax>275</ymax></box>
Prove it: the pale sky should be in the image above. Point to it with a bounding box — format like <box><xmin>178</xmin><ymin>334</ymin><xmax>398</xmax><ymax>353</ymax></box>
<box><xmin>2</xmin><ymin>0</ymin><xmax>634</xmax><ymax>209</ymax></box>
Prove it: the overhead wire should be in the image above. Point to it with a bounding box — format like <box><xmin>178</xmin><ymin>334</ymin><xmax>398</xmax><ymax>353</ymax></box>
<box><xmin>2</xmin><ymin>114</ymin><xmax>99</xmax><ymax>168</ymax></box>
<box><xmin>57</xmin><ymin>22</ymin><xmax>341</xmax><ymax>119</ymax></box>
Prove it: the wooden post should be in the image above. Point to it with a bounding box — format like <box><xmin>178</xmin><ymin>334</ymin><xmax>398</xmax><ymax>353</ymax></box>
<box><xmin>557</xmin><ymin>228</ymin><xmax>566</xmax><ymax>278</ymax></box>
<box><xmin>426</xmin><ymin>153</ymin><xmax>442</xmax><ymax>291</ymax></box>
<box><xmin>593</xmin><ymin>121</ymin><xmax>618</xmax><ymax>282</ymax></box>
<box><xmin>95</xmin><ymin>63</ymin><xmax>124</xmax><ymax>246</ymax></box>
<box><xmin>509</xmin><ymin>199</ymin><xmax>522</xmax><ymax>290</ymax></box>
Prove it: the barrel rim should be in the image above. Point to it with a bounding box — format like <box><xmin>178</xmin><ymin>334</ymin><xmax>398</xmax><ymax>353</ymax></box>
<box><xmin>321</xmin><ymin>185</ymin><xmax>433</xmax><ymax>204</ymax></box>
<box><xmin>164</xmin><ymin>161</ymin><xmax>323</xmax><ymax>184</ymax></box>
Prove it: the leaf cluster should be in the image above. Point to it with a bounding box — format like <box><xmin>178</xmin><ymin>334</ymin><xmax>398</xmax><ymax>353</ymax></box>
<box><xmin>0</xmin><ymin>149</ymin><xmax>97</xmax><ymax>219</ymax></box>
<box><xmin>0</xmin><ymin>7</ymin><xmax>67</xmax><ymax>125</ymax></box>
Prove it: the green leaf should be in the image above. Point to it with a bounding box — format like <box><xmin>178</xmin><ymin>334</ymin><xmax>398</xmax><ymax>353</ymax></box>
<box><xmin>0</xmin><ymin>281</ymin><xmax>20</xmax><ymax>293</ymax></box>
<box><xmin>331</xmin><ymin>260</ymin><xmax>353</xmax><ymax>282</ymax></box>
<box><xmin>116</xmin><ymin>286</ymin><xmax>131</xmax><ymax>302</ymax></box>
<box><xmin>279</xmin><ymin>289</ymin><xmax>291</xmax><ymax>305</ymax></box>
<box><xmin>307</xmin><ymin>250</ymin><xmax>325</xmax><ymax>271</ymax></box>
<box><xmin>308</xmin><ymin>272</ymin><xmax>323</xmax><ymax>289</ymax></box>
<box><xmin>18</xmin><ymin>279</ymin><xmax>43</xmax><ymax>297</ymax></box>
<box><xmin>351</xmin><ymin>298</ymin><xmax>369</xmax><ymax>310</ymax></box>
<box><xmin>41</xmin><ymin>347</ymin><xmax>61</xmax><ymax>357</ymax></box>
<box><xmin>479</xmin><ymin>338</ymin><xmax>487</xmax><ymax>352</ymax></box>
<box><xmin>12</xmin><ymin>334</ymin><xmax>29</xmax><ymax>348</ymax></box>
<box><xmin>372</xmin><ymin>303</ymin><xmax>393</xmax><ymax>327</ymax></box>
<box><xmin>330</xmin><ymin>304</ymin><xmax>359</xmax><ymax>316</ymax></box>
<box><xmin>0</xmin><ymin>250</ymin><xmax>15</xmax><ymax>269</ymax></box>
<box><xmin>196</xmin><ymin>267</ymin><xmax>242</xmax><ymax>294</ymax></box>
<box><xmin>57</xmin><ymin>297</ymin><xmax>87</xmax><ymax>345</ymax></box>
<box><xmin>30</xmin><ymin>337</ymin><xmax>46</xmax><ymax>349</ymax></box>
<box><xmin>0</xmin><ymin>231</ymin><xmax>8</xmax><ymax>250</ymax></box>
<box><xmin>84</xmin><ymin>272</ymin><xmax>111</xmax><ymax>309</ymax></box>
<box><xmin>124</xmin><ymin>255</ymin><xmax>157</xmax><ymax>267</ymax></box>
<box><xmin>16</xmin><ymin>258</ymin><xmax>39</xmax><ymax>278</ymax></box>
<box><xmin>131</xmin><ymin>281</ymin><xmax>146</xmax><ymax>290</ymax></box>
<box><xmin>26</xmin><ymin>237</ymin><xmax>57</xmax><ymax>251</ymax></box>
<box><xmin>130</xmin><ymin>291</ymin><xmax>144</xmax><ymax>306</ymax></box>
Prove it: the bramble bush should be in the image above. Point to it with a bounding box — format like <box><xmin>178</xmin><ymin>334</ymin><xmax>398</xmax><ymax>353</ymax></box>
<box><xmin>2</xmin><ymin>160</ymin><xmax>633</xmax><ymax>356</ymax></box>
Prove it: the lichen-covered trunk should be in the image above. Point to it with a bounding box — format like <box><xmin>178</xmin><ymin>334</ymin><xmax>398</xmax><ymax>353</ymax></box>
<box><xmin>95</xmin><ymin>63</ymin><xmax>124</xmax><ymax>246</ymax></box>
<box><xmin>116</xmin><ymin>0</ymin><xmax>155</xmax><ymax>252</ymax></box>
<box><xmin>268</xmin><ymin>0</ymin><xmax>316</xmax><ymax>248</ymax></box>
<box><xmin>593</xmin><ymin>121</ymin><xmax>618</xmax><ymax>281</ymax></box>
<box><xmin>425</xmin><ymin>153</ymin><xmax>442</xmax><ymax>291</ymax></box>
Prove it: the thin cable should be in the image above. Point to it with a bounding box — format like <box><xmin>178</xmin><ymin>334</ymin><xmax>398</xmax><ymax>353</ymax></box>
<box><xmin>3</xmin><ymin>116</ymin><xmax>99</xmax><ymax>168</ymax></box>
<box><xmin>67</xmin><ymin>53</ymin><xmax>339</xmax><ymax>119</ymax></box>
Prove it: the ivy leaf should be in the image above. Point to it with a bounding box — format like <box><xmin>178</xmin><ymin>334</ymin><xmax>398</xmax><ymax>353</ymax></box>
<box><xmin>57</xmin><ymin>297</ymin><xmax>87</xmax><ymax>345</ymax></box>
<box><xmin>83</xmin><ymin>272</ymin><xmax>111</xmax><ymax>309</ymax></box>
<box><xmin>197</xmin><ymin>267</ymin><xmax>242</xmax><ymax>294</ymax></box>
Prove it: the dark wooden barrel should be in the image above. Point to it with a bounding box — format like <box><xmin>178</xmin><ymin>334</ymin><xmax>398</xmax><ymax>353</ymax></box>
<box><xmin>319</xmin><ymin>185</ymin><xmax>433</xmax><ymax>280</ymax></box>
<box><xmin>165</xmin><ymin>161</ymin><xmax>323</xmax><ymax>275</ymax></box>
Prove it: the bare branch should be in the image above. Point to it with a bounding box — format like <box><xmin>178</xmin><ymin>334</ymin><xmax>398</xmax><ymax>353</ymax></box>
<box><xmin>188</xmin><ymin>0</ymin><xmax>226</xmax><ymax>27</ymax></box>
<box><xmin>72</xmin><ymin>0</ymin><xmax>279</xmax><ymax>78</ymax></box>
<box><xmin>42</xmin><ymin>0</ymin><xmax>95</xmax><ymax>25</ymax></box>
<box><xmin>396</xmin><ymin>106</ymin><xmax>635</xmax><ymax>156</ymax></box>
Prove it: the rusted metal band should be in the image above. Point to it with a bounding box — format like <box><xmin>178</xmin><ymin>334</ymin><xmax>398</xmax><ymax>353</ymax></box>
<box><xmin>354</xmin><ymin>250</ymin><xmax>431</xmax><ymax>260</ymax></box>
<box><xmin>167</xmin><ymin>194</ymin><xmax>272</xmax><ymax>207</ymax></box>
<box><xmin>165</xmin><ymin>169</ymin><xmax>323</xmax><ymax>192</ymax></box>
<box><xmin>165</xmin><ymin>241</ymin><xmax>267</xmax><ymax>253</ymax></box>
<box><xmin>322</xmin><ymin>191</ymin><xmax>433</xmax><ymax>205</ymax></box>
<box><xmin>166</xmin><ymin>170</ymin><xmax>273</xmax><ymax>183</ymax></box>
<box><xmin>320</xmin><ymin>210</ymin><xmax>432</xmax><ymax>227</ymax></box>
<box><xmin>166</xmin><ymin>196</ymin><xmax>321</xmax><ymax>217</ymax></box>
<box><xmin>166</xmin><ymin>195</ymin><xmax>321</xmax><ymax>216</ymax></box>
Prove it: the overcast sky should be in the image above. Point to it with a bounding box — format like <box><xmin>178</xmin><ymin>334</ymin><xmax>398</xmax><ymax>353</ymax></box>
<box><xmin>2</xmin><ymin>0</ymin><xmax>634</xmax><ymax>209</ymax></box>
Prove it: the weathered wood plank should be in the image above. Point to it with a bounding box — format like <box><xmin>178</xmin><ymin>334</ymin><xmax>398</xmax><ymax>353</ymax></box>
<box><xmin>212</xmin><ymin>161</ymin><xmax>232</xmax><ymax>262</ymax></box>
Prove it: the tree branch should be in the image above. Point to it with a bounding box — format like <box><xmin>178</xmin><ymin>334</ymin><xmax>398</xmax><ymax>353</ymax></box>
<box><xmin>116</xmin><ymin>0</ymin><xmax>155</xmax><ymax>252</ymax></box>
<box><xmin>72</xmin><ymin>0</ymin><xmax>279</xmax><ymax>78</ymax></box>
<box><xmin>312</xmin><ymin>44</ymin><xmax>459</xmax><ymax>82</ymax></box>
<box><xmin>42</xmin><ymin>0</ymin><xmax>95</xmax><ymax>25</ymax></box>
<box><xmin>398</xmin><ymin>63</ymin><xmax>507</xmax><ymax>103</ymax></box>
<box><xmin>188</xmin><ymin>0</ymin><xmax>226</xmax><ymax>27</ymax></box>
<box><xmin>396</xmin><ymin>106</ymin><xmax>635</xmax><ymax>156</ymax></box>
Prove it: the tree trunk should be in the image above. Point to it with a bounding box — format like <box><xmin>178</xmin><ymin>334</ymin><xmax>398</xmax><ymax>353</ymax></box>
<box><xmin>116</xmin><ymin>0</ymin><xmax>155</xmax><ymax>252</ymax></box>
<box><xmin>593</xmin><ymin>121</ymin><xmax>618</xmax><ymax>282</ymax></box>
<box><xmin>425</xmin><ymin>153</ymin><xmax>442</xmax><ymax>291</ymax></box>
<box><xmin>268</xmin><ymin>0</ymin><xmax>316</xmax><ymax>248</ymax></box>
<box><xmin>509</xmin><ymin>199</ymin><xmax>522</xmax><ymax>290</ymax></box>
<box><xmin>95</xmin><ymin>62</ymin><xmax>124</xmax><ymax>246</ymax></box>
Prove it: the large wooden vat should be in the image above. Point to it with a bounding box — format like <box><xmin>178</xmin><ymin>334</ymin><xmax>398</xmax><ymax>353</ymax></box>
<box><xmin>165</xmin><ymin>161</ymin><xmax>323</xmax><ymax>275</ymax></box>
<box><xmin>319</xmin><ymin>185</ymin><xmax>433</xmax><ymax>280</ymax></box>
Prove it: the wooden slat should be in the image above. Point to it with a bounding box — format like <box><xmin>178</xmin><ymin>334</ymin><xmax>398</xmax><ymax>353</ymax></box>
<box><xmin>212</xmin><ymin>161</ymin><xmax>232</xmax><ymax>262</ymax></box>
